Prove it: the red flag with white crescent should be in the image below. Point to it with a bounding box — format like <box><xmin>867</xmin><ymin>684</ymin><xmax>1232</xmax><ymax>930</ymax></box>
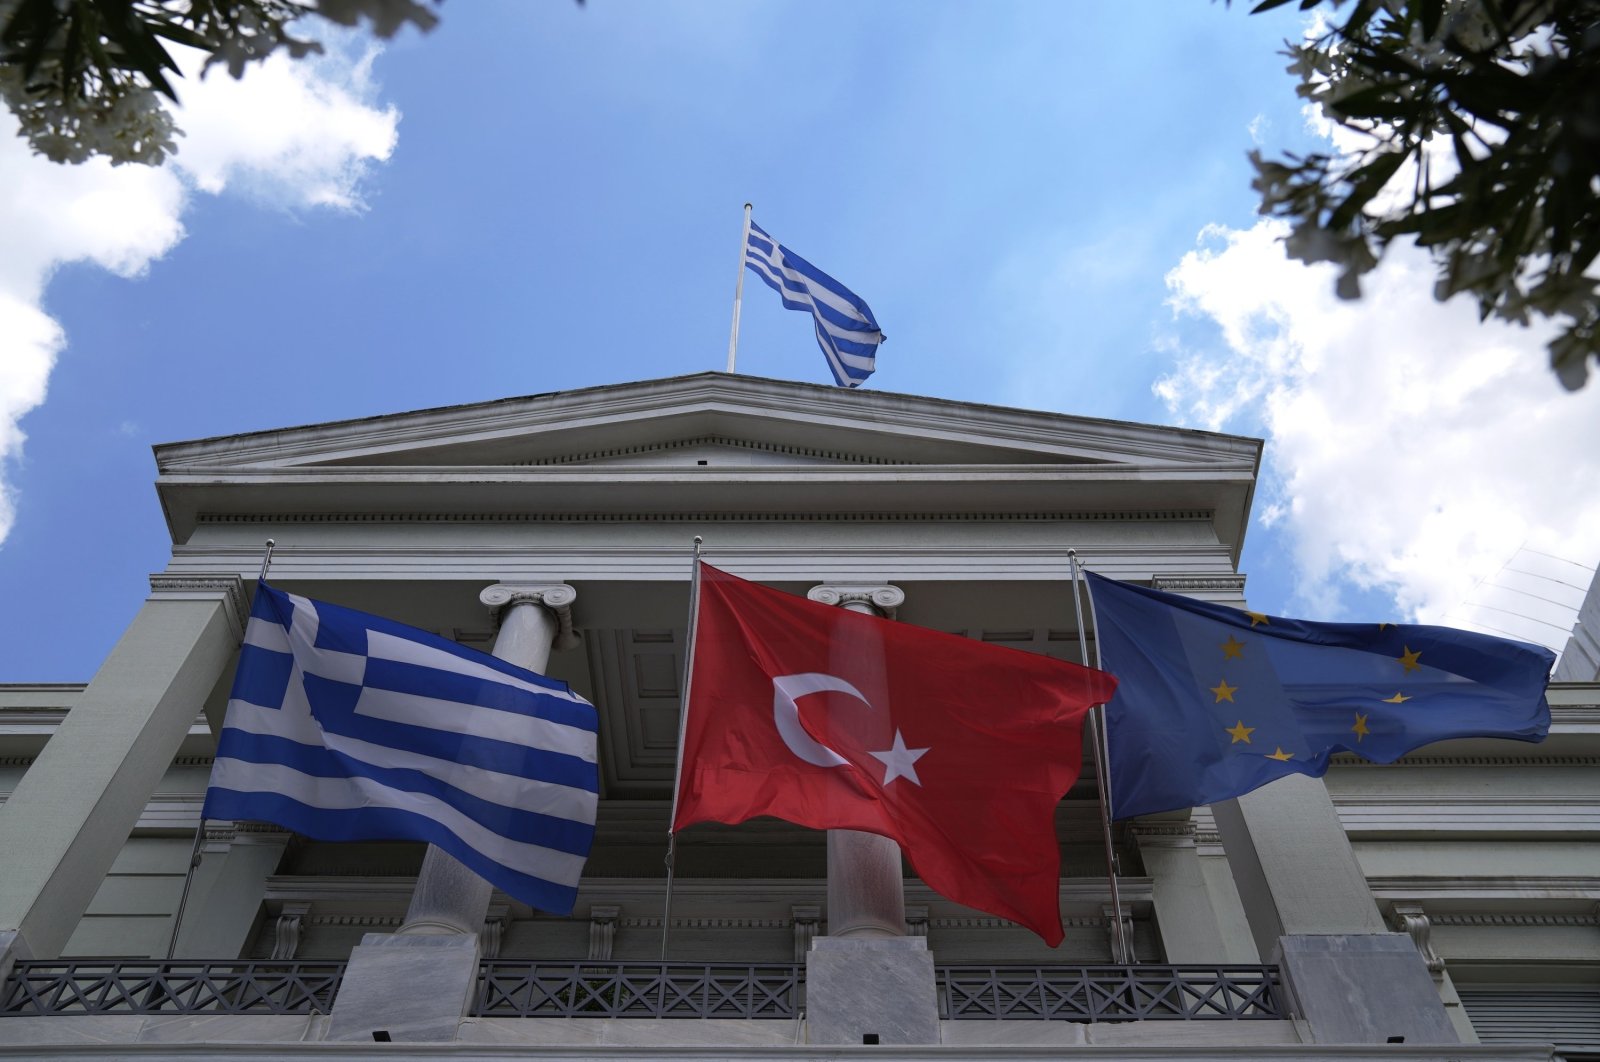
<box><xmin>672</xmin><ymin>562</ymin><xmax>1118</xmax><ymax>946</ymax></box>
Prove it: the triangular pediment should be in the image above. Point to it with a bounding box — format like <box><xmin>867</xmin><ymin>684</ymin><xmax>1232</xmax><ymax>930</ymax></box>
<box><xmin>155</xmin><ymin>372</ymin><xmax>1255</xmax><ymax>472</ymax></box>
<box><xmin>153</xmin><ymin>373</ymin><xmax>1262</xmax><ymax>550</ymax></box>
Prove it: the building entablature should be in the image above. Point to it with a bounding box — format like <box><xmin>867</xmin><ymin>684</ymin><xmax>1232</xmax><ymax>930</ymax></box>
<box><xmin>152</xmin><ymin>373</ymin><xmax>1263</xmax><ymax>563</ymax></box>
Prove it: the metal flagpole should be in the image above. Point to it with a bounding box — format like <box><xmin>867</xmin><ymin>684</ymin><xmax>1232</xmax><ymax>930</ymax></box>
<box><xmin>661</xmin><ymin>536</ymin><xmax>705</xmax><ymax>958</ymax></box>
<box><xmin>1069</xmin><ymin>549</ymin><xmax>1130</xmax><ymax>965</ymax></box>
<box><xmin>725</xmin><ymin>203</ymin><xmax>752</xmax><ymax>373</ymax></box>
<box><xmin>167</xmin><ymin>538</ymin><xmax>276</xmax><ymax>960</ymax></box>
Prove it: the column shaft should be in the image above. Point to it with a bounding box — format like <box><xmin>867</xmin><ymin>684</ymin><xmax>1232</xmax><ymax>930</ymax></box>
<box><xmin>329</xmin><ymin>584</ymin><xmax>573</xmax><ymax>1043</ymax></box>
<box><xmin>399</xmin><ymin>597</ymin><xmax>561</xmax><ymax>934</ymax></box>
<box><xmin>817</xmin><ymin>592</ymin><xmax>906</xmax><ymax>939</ymax></box>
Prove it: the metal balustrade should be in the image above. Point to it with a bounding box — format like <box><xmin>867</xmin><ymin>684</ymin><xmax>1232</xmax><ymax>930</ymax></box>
<box><xmin>2</xmin><ymin>959</ymin><xmax>1282</xmax><ymax>1022</ymax></box>
<box><xmin>938</xmin><ymin>964</ymin><xmax>1283</xmax><ymax>1021</ymax></box>
<box><xmin>0</xmin><ymin>960</ymin><xmax>345</xmax><ymax>1016</ymax></box>
<box><xmin>472</xmin><ymin>961</ymin><xmax>803</xmax><ymax>1019</ymax></box>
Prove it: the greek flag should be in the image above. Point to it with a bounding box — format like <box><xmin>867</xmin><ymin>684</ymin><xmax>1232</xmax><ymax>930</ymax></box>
<box><xmin>202</xmin><ymin>583</ymin><xmax>599</xmax><ymax>915</ymax></box>
<box><xmin>745</xmin><ymin>220</ymin><xmax>884</xmax><ymax>388</ymax></box>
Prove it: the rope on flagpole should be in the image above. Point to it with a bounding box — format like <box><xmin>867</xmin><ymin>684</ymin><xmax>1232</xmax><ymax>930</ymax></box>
<box><xmin>726</xmin><ymin>204</ymin><xmax>752</xmax><ymax>373</ymax></box>
<box><xmin>166</xmin><ymin>537</ymin><xmax>275</xmax><ymax>960</ymax></box>
<box><xmin>1069</xmin><ymin>549</ymin><xmax>1131</xmax><ymax>965</ymax></box>
<box><xmin>661</xmin><ymin>536</ymin><xmax>704</xmax><ymax>959</ymax></box>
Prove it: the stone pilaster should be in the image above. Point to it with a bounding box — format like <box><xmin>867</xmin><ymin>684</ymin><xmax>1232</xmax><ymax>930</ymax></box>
<box><xmin>1133</xmin><ymin>819</ymin><xmax>1234</xmax><ymax>963</ymax></box>
<box><xmin>174</xmin><ymin>823</ymin><xmax>291</xmax><ymax>959</ymax></box>
<box><xmin>0</xmin><ymin>574</ymin><xmax>243</xmax><ymax>962</ymax></box>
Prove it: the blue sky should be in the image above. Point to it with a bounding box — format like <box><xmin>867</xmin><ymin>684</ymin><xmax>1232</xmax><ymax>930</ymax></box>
<box><xmin>2</xmin><ymin>1</ymin><xmax>1596</xmax><ymax>681</ymax></box>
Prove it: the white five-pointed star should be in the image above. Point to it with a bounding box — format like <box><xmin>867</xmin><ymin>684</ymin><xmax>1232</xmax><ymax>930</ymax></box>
<box><xmin>868</xmin><ymin>729</ymin><xmax>930</xmax><ymax>786</ymax></box>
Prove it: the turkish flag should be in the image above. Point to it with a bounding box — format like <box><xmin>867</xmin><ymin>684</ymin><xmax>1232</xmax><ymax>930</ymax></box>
<box><xmin>672</xmin><ymin>562</ymin><xmax>1118</xmax><ymax>946</ymax></box>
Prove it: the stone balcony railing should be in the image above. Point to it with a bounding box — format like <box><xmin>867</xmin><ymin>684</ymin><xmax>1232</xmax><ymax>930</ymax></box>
<box><xmin>1</xmin><ymin>959</ymin><xmax>1282</xmax><ymax>1023</ymax></box>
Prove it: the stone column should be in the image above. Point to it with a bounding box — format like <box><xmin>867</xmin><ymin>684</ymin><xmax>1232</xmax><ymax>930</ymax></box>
<box><xmin>0</xmin><ymin>574</ymin><xmax>244</xmax><ymax>982</ymax></box>
<box><xmin>806</xmin><ymin>584</ymin><xmax>908</xmax><ymax>940</ymax></box>
<box><xmin>397</xmin><ymin>583</ymin><xmax>574</xmax><ymax>936</ymax></box>
<box><xmin>325</xmin><ymin>584</ymin><xmax>575</xmax><ymax>1044</ymax></box>
<box><xmin>803</xmin><ymin>583</ymin><xmax>938</xmax><ymax>1047</ymax></box>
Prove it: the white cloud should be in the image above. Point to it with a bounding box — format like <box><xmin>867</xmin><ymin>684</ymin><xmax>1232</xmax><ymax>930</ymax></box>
<box><xmin>1157</xmin><ymin>219</ymin><xmax>1600</xmax><ymax>649</ymax></box>
<box><xmin>0</xmin><ymin>39</ymin><xmax>399</xmax><ymax>546</ymax></box>
<box><xmin>172</xmin><ymin>44</ymin><xmax>397</xmax><ymax>209</ymax></box>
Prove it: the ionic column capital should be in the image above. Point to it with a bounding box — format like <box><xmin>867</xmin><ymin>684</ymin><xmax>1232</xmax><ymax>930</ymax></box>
<box><xmin>807</xmin><ymin>584</ymin><xmax>904</xmax><ymax>618</ymax></box>
<box><xmin>479</xmin><ymin>583</ymin><xmax>578</xmax><ymax>649</ymax></box>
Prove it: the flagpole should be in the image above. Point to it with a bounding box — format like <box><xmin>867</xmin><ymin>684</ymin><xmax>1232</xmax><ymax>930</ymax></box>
<box><xmin>725</xmin><ymin>203</ymin><xmax>752</xmax><ymax>373</ymax></box>
<box><xmin>661</xmin><ymin>536</ymin><xmax>704</xmax><ymax>958</ymax></box>
<box><xmin>167</xmin><ymin>538</ymin><xmax>275</xmax><ymax>960</ymax></box>
<box><xmin>1069</xmin><ymin>549</ymin><xmax>1130</xmax><ymax>965</ymax></box>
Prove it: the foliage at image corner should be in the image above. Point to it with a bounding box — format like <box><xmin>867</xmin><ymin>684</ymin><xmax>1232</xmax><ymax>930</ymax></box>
<box><xmin>0</xmin><ymin>0</ymin><xmax>441</xmax><ymax>166</ymax></box>
<box><xmin>1243</xmin><ymin>0</ymin><xmax>1600</xmax><ymax>391</ymax></box>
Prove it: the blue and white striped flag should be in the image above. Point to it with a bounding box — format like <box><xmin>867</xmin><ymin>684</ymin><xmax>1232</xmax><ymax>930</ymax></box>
<box><xmin>202</xmin><ymin>583</ymin><xmax>599</xmax><ymax>915</ymax></box>
<box><xmin>744</xmin><ymin>220</ymin><xmax>884</xmax><ymax>388</ymax></box>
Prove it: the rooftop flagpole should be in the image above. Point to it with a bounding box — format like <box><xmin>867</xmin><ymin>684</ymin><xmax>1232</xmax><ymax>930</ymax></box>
<box><xmin>661</xmin><ymin>536</ymin><xmax>705</xmax><ymax>958</ymax></box>
<box><xmin>725</xmin><ymin>203</ymin><xmax>752</xmax><ymax>373</ymax></box>
<box><xmin>166</xmin><ymin>538</ymin><xmax>275</xmax><ymax>960</ymax></box>
<box><xmin>1069</xmin><ymin>549</ymin><xmax>1130</xmax><ymax>965</ymax></box>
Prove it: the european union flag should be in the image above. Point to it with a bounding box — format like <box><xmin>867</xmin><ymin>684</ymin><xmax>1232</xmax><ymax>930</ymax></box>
<box><xmin>1086</xmin><ymin>572</ymin><xmax>1556</xmax><ymax>820</ymax></box>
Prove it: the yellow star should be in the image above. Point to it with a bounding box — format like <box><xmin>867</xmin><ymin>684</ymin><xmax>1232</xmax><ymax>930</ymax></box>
<box><xmin>1352</xmin><ymin>713</ymin><xmax>1370</xmax><ymax>741</ymax></box>
<box><xmin>1378</xmin><ymin>622</ymin><xmax>1394</xmax><ymax>631</ymax></box>
<box><xmin>1382</xmin><ymin>691</ymin><xmax>1411</xmax><ymax>704</ymax></box>
<box><xmin>1221</xmin><ymin>635</ymin><xmax>1245</xmax><ymax>659</ymax></box>
<box><xmin>1225</xmin><ymin>720</ymin><xmax>1255</xmax><ymax>744</ymax></box>
<box><xmin>1267</xmin><ymin>747</ymin><xmax>1294</xmax><ymax>761</ymax></box>
<box><xmin>1245</xmin><ymin>610</ymin><xmax>1269</xmax><ymax>628</ymax></box>
<box><xmin>1210</xmin><ymin>679</ymin><xmax>1238</xmax><ymax>703</ymax></box>
<box><xmin>1398</xmin><ymin>646</ymin><xmax>1422</xmax><ymax>673</ymax></box>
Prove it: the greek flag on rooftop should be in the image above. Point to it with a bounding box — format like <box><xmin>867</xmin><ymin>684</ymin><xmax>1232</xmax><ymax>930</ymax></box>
<box><xmin>203</xmin><ymin>583</ymin><xmax>599</xmax><ymax>915</ymax></box>
<box><xmin>745</xmin><ymin>220</ymin><xmax>884</xmax><ymax>388</ymax></box>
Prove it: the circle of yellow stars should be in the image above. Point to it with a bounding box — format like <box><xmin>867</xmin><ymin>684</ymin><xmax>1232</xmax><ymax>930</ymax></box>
<box><xmin>1213</xmin><ymin>607</ymin><xmax>1424</xmax><ymax>762</ymax></box>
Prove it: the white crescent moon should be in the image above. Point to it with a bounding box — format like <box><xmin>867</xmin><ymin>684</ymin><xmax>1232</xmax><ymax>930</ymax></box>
<box><xmin>771</xmin><ymin>673</ymin><xmax>872</xmax><ymax>768</ymax></box>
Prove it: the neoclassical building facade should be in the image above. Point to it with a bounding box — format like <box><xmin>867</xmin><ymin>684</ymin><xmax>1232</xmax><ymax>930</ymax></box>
<box><xmin>0</xmin><ymin>373</ymin><xmax>1594</xmax><ymax>1057</ymax></box>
